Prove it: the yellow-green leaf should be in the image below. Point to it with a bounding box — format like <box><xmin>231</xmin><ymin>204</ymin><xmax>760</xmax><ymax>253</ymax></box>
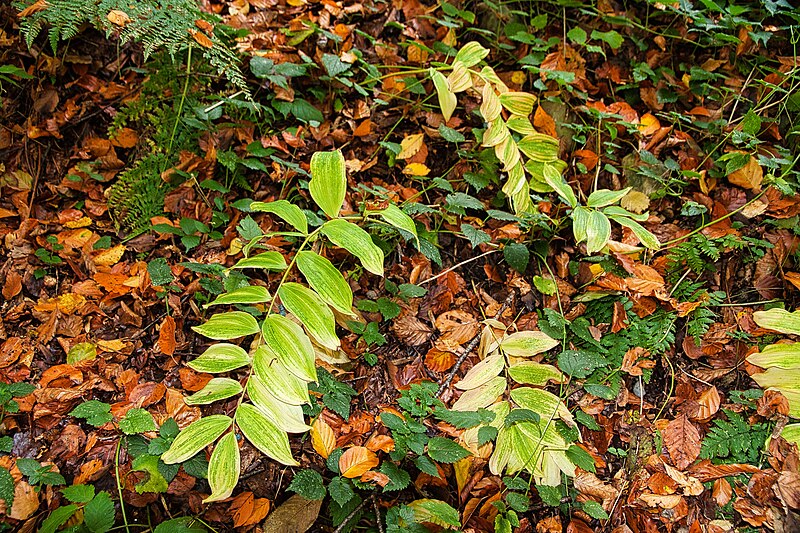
<box><xmin>184</xmin><ymin>378</ymin><xmax>243</xmax><ymax>406</ymax></box>
<box><xmin>250</xmin><ymin>200</ymin><xmax>308</xmax><ymax>234</ymax></box>
<box><xmin>747</xmin><ymin>342</ymin><xmax>800</xmax><ymax>369</ymax></box>
<box><xmin>447</xmin><ymin>61</ymin><xmax>472</xmax><ymax>93</ymax></box>
<box><xmin>261</xmin><ymin>314</ymin><xmax>317</xmax><ymax>382</ymax></box>
<box><xmin>205</xmin><ymin>286</ymin><xmax>271</xmax><ymax>307</ymax></box>
<box><xmin>753</xmin><ymin>308</ymin><xmax>800</xmax><ymax>336</ymax></box>
<box><xmin>247</xmin><ymin>374</ymin><xmax>311</xmax><ymax>433</ymax></box>
<box><xmin>454</xmin><ymin>41</ymin><xmax>489</xmax><ymax>68</ymax></box>
<box><xmin>508</xmin><ymin>362</ymin><xmax>564</xmax><ymax>385</ymax></box>
<box><xmin>295</xmin><ymin>251</ymin><xmax>354</xmax><ymax>315</ymax></box>
<box><xmin>498</xmin><ymin>92</ymin><xmax>536</xmax><ymax>116</ymax></box>
<box><xmin>232</xmin><ymin>252</ymin><xmax>287</xmax><ymax>271</ymax></box>
<box><xmin>321</xmin><ymin>219</ymin><xmax>384</xmax><ymax>276</ymax></box>
<box><xmin>309</xmin><ymin>150</ymin><xmax>347</xmax><ymax>219</ymax></box>
<box><xmin>510</xmin><ymin>387</ymin><xmax>576</xmax><ymax>428</ymax></box>
<box><xmin>499</xmin><ymin>330</ymin><xmax>559</xmax><ymax>357</ymax></box>
<box><xmin>161</xmin><ymin>415</ymin><xmax>232</xmax><ymax>464</ymax></box>
<box><xmin>480</xmin><ymin>83</ymin><xmax>501</xmax><ymax>122</ymax></box>
<box><xmin>235</xmin><ymin>403</ymin><xmax>298</xmax><ymax>466</ymax></box>
<box><xmin>455</xmin><ymin>352</ymin><xmax>505</xmax><ymax>391</ymax></box>
<box><xmin>188</xmin><ymin>343</ymin><xmax>251</xmax><ymax>373</ymax></box>
<box><xmin>451</xmin><ymin>376</ymin><xmax>506</xmax><ymax>411</ymax></box>
<box><xmin>585</xmin><ymin>210</ymin><xmax>611</xmax><ymax>254</ymax></box>
<box><xmin>431</xmin><ymin>68</ymin><xmax>456</xmax><ymax>121</ymax></box>
<box><xmin>203</xmin><ymin>432</ymin><xmax>240</xmax><ymax>503</ymax></box>
<box><xmin>278</xmin><ymin>283</ymin><xmax>339</xmax><ymax>350</ymax></box>
<box><xmin>192</xmin><ymin>311</ymin><xmax>259</xmax><ymax>340</ymax></box>
<box><xmin>253</xmin><ymin>346</ymin><xmax>311</xmax><ymax>405</ymax></box>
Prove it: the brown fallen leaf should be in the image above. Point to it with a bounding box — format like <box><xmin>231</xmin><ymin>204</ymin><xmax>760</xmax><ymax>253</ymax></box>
<box><xmin>229</xmin><ymin>491</ymin><xmax>271</xmax><ymax>528</ymax></box>
<box><xmin>727</xmin><ymin>154</ymin><xmax>763</xmax><ymax>191</ymax></box>
<box><xmin>158</xmin><ymin>316</ymin><xmax>176</xmax><ymax>356</ymax></box>
<box><xmin>663</xmin><ymin>414</ymin><xmax>701</xmax><ymax>470</ymax></box>
<box><xmin>261</xmin><ymin>494</ymin><xmax>321</xmax><ymax>532</ymax></box>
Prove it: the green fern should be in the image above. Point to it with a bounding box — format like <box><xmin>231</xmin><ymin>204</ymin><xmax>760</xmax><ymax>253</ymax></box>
<box><xmin>107</xmin><ymin>153</ymin><xmax>170</xmax><ymax>235</ymax></box>
<box><xmin>700</xmin><ymin>410</ymin><xmax>769</xmax><ymax>465</ymax></box>
<box><xmin>15</xmin><ymin>0</ymin><xmax>247</xmax><ymax>94</ymax></box>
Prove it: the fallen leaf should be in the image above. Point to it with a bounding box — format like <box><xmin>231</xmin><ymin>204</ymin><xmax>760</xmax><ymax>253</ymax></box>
<box><xmin>230</xmin><ymin>491</ymin><xmax>271</xmax><ymax>528</ymax></box>
<box><xmin>2</xmin><ymin>272</ymin><xmax>22</xmax><ymax>300</ymax></box>
<box><xmin>424</xmin><ymin>349</ymin><xmax>456</xmax><ymax>373</ymax></box>
<box><xmin>397</xmin><ymin>134</ymin><xmax>425</xmax><ymax>160</ymax></box>
<box><xmin>727</xmin><ymin>154</ymin><xmax>763</xmax><ymax>191</ymax></box>
<box><xmin>158</xmin><ymin>316</ymin><xmax>176</xmax><ymax>356</ymax></box>
<box><xmin>663</xmin><ymin>414</ymin><xmax>701</xmax><ymax>470</ymax></box>
<box><xmin>403</xmin><ymin>163</ymin><xmax>430</xmax><ymax>176</ymax></box>
<box><xmin>310</xmin><ymin>418</ymin><xmax>336</xmax><ymax>459</ymax></box>
<box><xmin>339</xmin><ymin>446</ymin><xmax>379</xmax><ymax>478</ymax></box>
<box><xmin>261</xmin><ymin>494</ymin><xmax>321</xmax><ymax>532</ymax></box>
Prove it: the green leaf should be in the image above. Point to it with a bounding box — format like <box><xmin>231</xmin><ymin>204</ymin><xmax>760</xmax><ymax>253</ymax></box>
<box><xmin>500</xmin><ymin>331</ymin><xmax>559</xmax><ymax>357</ymax></box>
<box><xmin>61</xmin><ymin>484</ymin><xmax>94</xmax><ymax>504</ymax></box>
<box><xmin>235</xmin><ymin>403</ymin><xmax>298</xmax><ymax>466</ymax></box>
<box><xmin>371</xmin><ymin>204</ymin><xmax>419</xmax><ymax>248</ymax></box>
<box><xmin>542</xmin><ymin>164</ymin><xmax>576</xmax><ymax>208</ymax></box>
<box><xmin>309</xmin><ymin>150</ymin><xmax>347</xmax><ymax>219</ymax></box>
<box><xmin>67</xmin><ymin>342</ymin><xmax>97</xmax><ymax>364</ymax></box>
<box><xmin>231</xmin><ymin>251</ymin><xmax>288</xmax><ymax>271</ymax></box>
<box><xmin>505</xmin><ymin>492</ymin><xmax>529</xmax><ymax>513</ymax></box>
<box><xmin>508</xmin><ymin>362</ymin><xmax>564</xmax><ymax>386</ymax></box>
<box><xmin>558</xmin><ymin>350</ymin><xmax>608</xmax><ymax>378</ymax></box>
<box><xmin>247</xmin><ymin>374</ymin><xmax>311</xmax><ymax>433</ymax></box>
<box><xmin>587</xmin><ymin>187</ymin><xmax>630</xmax><ymax>208</ymax></box>
<box><xmin>192</xmin><ymin>311</ymin><xmax>260</xmax><ymax>340</ymax></box>
<box><xmin>253</xmin><ymin>347</ymin><xmax>311</xmax><ymax>405</ymax></box>
<box><xmin>288</xmin><ymin>469</ymin><xmax>326</xmax><ymax>500</ymax></box>
<box><xmin>278</xmin><ymin>283</ymin><xmax>339</xmax><ymax>350</ymax></box>
<box><xmin>321</xmin><ymin>219</ymin><xmax>384</xmax><ymax>276</ymax></box>
<box><xmin>438</xmin><ymin>124</ymin><xmax>466</xmax><ymax>143</ymax></box>
<box><xmin>414</xmin><ymin>456</ymin><xmax>441</xmax><ymax>478</ymax></box>
<box><xmin>591</xmin><ymin>29</ymin><xmax>624</xmax><ymax>49</ymax></box>
<box><xmin>582</xmin><ymin>500</ymin><xmax>609</xmax><ymax>519</ymax></box>
<box><xmin>380</xmin><ymin>462</ymin><xmax>411</xmax><ymax>492</ymax></box>
<box><xmin>454</xmin><ymin>41</ymin><xmax>490</xmax><ymax>68</ymax></box>
<box><xmin>120</xmin><ymin>408</ymin><xmax>157</xmax><ymax>435</ymax></box>
<box><xmin>504</xmin><ymin>408</ymin><xmax>540</xmax><ymax>427</ymax></box>
<box><xmin>184</xmin><ymin>378</ymin><xmax>243</xmax><ymax>405</ymax></box>
<box><xmin>70</xmin><ymin>400</ymin><xmax>113</xmax><ymax>427</ymax></box>
<box><xmin>296</xmin><ymin>251</ymin><xmax>354</xmax><ymax>315</ymax></box>
<box><xmin>188</xmin><ymin>343</ymin><xmax>251</xmax><ymax>373</ymax></box>
<box><xmin>532</xmin><ymin>275</ymin><xmax>557</xmax><ymax>295</ymax></box>
<box><xmin>451</xmin><ymin>376</ymin><xmax>507</xmax><ymax>411</ymax></box>
<box><xmin>753</xmin><ymin>308</ymin><xmax>800</xmax><ymax>336</ymax></box>
<box><xmin>537</xmin><ymin>484</ymin><xmax>563</xmax><ymax>506</ymax></box>
<box><xmin>237</xmin><ymin>216</ymin><xmax>263</xmax><ymax>241</ymax></box>
<box><xmin>430</xmin><ymin>68</ymin><xmax>457</xmax><ymax>121</ymax></box>
<box><xmin>204</xmin><ymin>432</ymin><xmax>240</xmax><ymax>503</ymax></box>
<box><xmin>503</xmin><ymin>242</ymin><xmax>529</xmax><ymax>273</ymax></box>
<box><xmin>39</xmin><ymin>505</ymin><xmax>79</xmax><ymax>533</ymax></box>
<box><xmin>408</xmin><ymin>499</ymin><xmax>461</xmax><ymax>529</ymax></box>
<box><xmin>148</xmin><ymin>258</ymin><xmax>174</xmax><ymax>287</ymax></box>
<box><xmin>322</xmin><ymin>53</ymin><xmax>350</xmax><ymax>77</ymax></box>
<box><xmin>427</xmin><ymin>437</ymin><xmax>471</xmax><ymax>463</ymax></box>
<box><xmin>434</xmin><ymin>407</ymin><xmax>493</xmax><ymax>429</ymax></box>
<box><xmin>608</xmin><ymin>215</ymin><xmax>660</xmax><ymax>250</ymax></box>
<box><xmin>84</xmin><ymin>491</ymin><xmax>116</xmax><ymax>533</ymax></box>
<box><xmin>261</xmin><ymin>314</ymin><xmax>317</xmax><ymax>382</ymax></box>
<box><xmin>161</xmin><ymin>415</ymin><xmax>233</xmax><ymax>464</ymax></box>
<box><xmin>0</xmin><ymin>467</ymin><xmax>13</xmax><ymax>508</ymax></box>
<box><xmin>461</xmin><ymin>223</ymin><xmax>491</xmax><ymax>248</ymax></box>
<box><xmin>567</xmin><ymin>27</ymin><xmax>587</xmax><ymax>44</ymax></box>
<box><xmin>566</xmin><ymin>445</ymin><xmax>596</xmax><ymax>473</ymax></box>
<box><xmin>328</xmin><ymin>476</ymin><xmax>355</xmax><ymax>505</ymax></box>
<box><xmin>131</xmin><ymin>454</ymin><xmax>169</xmax><ymax>493</ymax></box>
<box><xmin>250</xmin><ymin>200</ymin><xmax>308</xmax><ymax>234</ymax></box>
<box><xmin>584</xmin><ymin>210</ymin><xmax>611</xmax><ymax>254</ymax></box>
<box><xmin>205</xmin><ymin>286</ymin><xmax>271</xmax><ymax>307</ymax></box>
<box><xmin>153</xmin><ymin>518</ymin><xmax>207</xmax><ymax>533</ymax></box>
<box><xmin>478</xmin><ymin>426</ymin><xmax>498</xmax><ymax>445</ymax></box>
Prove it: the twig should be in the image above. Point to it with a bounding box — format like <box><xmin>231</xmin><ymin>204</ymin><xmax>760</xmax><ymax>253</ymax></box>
<box><xmin>419</xmin><ymin>249</ymin><xmax>498</xmax><ymax>285</ymax></box>
<box><xmin>332</xmin><ymin>491</ymin><xmax>376</xmax><ymax>533</ymax></box>
<box><xmin>373</xmin><ymin>494</ymin><xmax>384</xmax><ymax>533</ymax></box>
<box><xmin>435</xmin><ymin>293</ymin><xmax>514</xmax><ymax>398</ymax></box>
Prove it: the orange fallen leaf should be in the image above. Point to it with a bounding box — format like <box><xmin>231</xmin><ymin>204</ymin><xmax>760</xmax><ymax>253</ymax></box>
<box><xmin>189</xmin><ymin>29</ymin><xmax>213</xmax><ymax>48</ymax></box>
<box><xmin>339</xmin><ymin>446</ymin><xmax>379</xmax><ymax>478</ymax></box>
<box><xmin>727</xmin><ymin>154</ymin><xmax>763</xmax><ymax>191</ymax></box>
<box><xmin>106</xmin><ymin>9</ymin><xmax>131</xmax><ymax>26</ymax></box>
<box><xmin>158</xmin><ymin>316</ymin><xmax>176</xmax><ymax>356</ymax></box>
<box><xmin>785</xmin><ymin>272</ymin><xmax>800</xmax><ymax>291</ymax></box>
<box><xmin>402</xmin><ymin>163</ymin><xmax>430</xmax><ymax>176</ymax></box>
<box><xmin>2</xmin><ymin>271</ymin><xmax>22</xmax><ymax>300</ymax></box>
<box><xmin>360</xmin><ymin>470</ymin><xmax>390</xmax><ymax>487</ymax></box>
<box><xmin>638</xmin><ymin>113</ymin><xmax>661</xmax><ymax>136</ymax></box>
<box><xmin>93</xmin><ymin>244</ymin><xmax>126</xmax><ymax>267</ymax></box>
<box><xmin>230</xmin><ymin>491</ymin><xmax>271</xmax><ymax>528</ymax></box>
<box><xmin>311</xmin><ymin>418</ymin><xmax>337</xmax><ymax>459</ymax></box>
<box><xmin>424</xmin><ymin>349</ymin><xmax>456</xmax><ymax>373</ymax></box>
<box><xmin>353</xmin><ymin>119</ymin><xmax>372</xmax><ymax>137</ymax></box>
<box><xmin>365</xmin><ymin>433</ymin><xmax>395</xmax><ymax>453</ymax></box>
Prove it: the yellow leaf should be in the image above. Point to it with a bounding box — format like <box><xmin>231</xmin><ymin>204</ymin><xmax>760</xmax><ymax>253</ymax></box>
<box><xmin>64</xmin><ymin>216</ymin><xmax>92</xmax><ymax>228</ymax></box>
<box><xmin>397</xmin><ymin>134</ymin><xmax>424</xmax><ymax>160</ymax></box>
<box><xmin>727</xmin><ymin>154</ymin><xmax>763</xmax><ymax>191</ymax></box>
<box><xmin>311</xmin><ymin>418</ymin><xmax>336</xmax><ymax>459</ymax></box>
<box><xmin>106</xmin><ymin>9</ymin><xmax>131</xmax><ymax>26</ymax></box>
<box><xmin>94</xmin><ymin>244</ymin><xmax>126</xmax><ymax>266</ymax></box>
<box><xmin>638</xmin><ymin>113</ymin><xmax>660</xmax><ymax>136</ymax></box>
<box><xmin>403</xmin><ymin>163</ymin><xmax>430</xmax><ymax>176</ymax></box>
<box><xmin>339</xmin><ymin>446</ymin><xmax>379</xmax><ymax>478</ymax></box>
<box><xmin>620</xmin><ymin>190</ymin><xmax>650</xmax><ymax>214</ymax></box>
<box><xmin>511</xmin><ymin>71</ymin><xmax>527</xmax><ymax>85</ymax></box>
<box><xmin>480</xmin><ymin>83</ymin><xmax>502</xmax><ymax>122</ymax></box>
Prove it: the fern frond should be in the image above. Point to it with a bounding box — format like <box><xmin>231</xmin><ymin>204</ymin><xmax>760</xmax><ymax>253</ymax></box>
<box><xmin>107</xmin><ymin>154</ymin><xmax>170</xmax><ymax>235</ymax></box>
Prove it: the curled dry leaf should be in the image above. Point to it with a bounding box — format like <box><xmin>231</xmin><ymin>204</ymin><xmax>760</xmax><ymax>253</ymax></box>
<box><xmin>310</xmin><ymin>418</ymin><xmax>336</xmax><ymax>459</ymax></box>
<box><xmin>339</xmin><ymin>446</ymin><xmax>379</xmax><ymax>478</ymax></box>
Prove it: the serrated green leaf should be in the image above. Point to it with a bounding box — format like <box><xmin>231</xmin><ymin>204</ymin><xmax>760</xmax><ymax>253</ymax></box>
<box><xmin>120</xmin><ymin>408</ymin><xmax>157</xmax><ymax>435</ymax></box>
<box><xmin>250</xmin><ymin>200</ymin><xmax>308</xmax><ymax>234</ymax></box>
<box><xmin>296</xmin><ymin>251</ymin><xmax>354</xmax><ymax>315</ymax></box>
<box><xmin>503</xmin><ymin>242</ymin><xmax>529</xmax><ymax>273</ymax></box>
<box><xmin>278</xmin><ymin>283</ymin><xmax>339</xmax><ymax>350</ymax></box>
<box><xmin>84</xmin><ymin>491</ymin><xmax>115</xmax><ymax>533</ymax></box>
<box><xmin>253</xmin><ymin>347</ymin><xmax>311</xmax><ymax>405</ymax></box>
<box><xmin>0</xmin><ymin>467</ymin><xmax>13</xmax><ymax>508</ymax></box>
<box><xmin>261</xmin><ymin>314</ymin><xmax>317</xmax><ymax>382</ymax></box>
<box><xmin>582</xmin><ymin>499</ymin><xmax>609</xmax><ymax>519</ymax></box>
<box><xmin>288</xmin><ymin>469</ymin><xmax>326</xmax><ymax>500</ymax></box>
<box><xmin>309</xmin><ymin>150</ymin><xmax>347</xmax><ymax>219</ymax></box>
<box><xmin>328</xmin><ymin>476</ymin><xmax>355</xmax><ymax>505</ymax></box>
<box><xmin>184</xmin><ymin>378</ymin><xmax>243</xmax><ymax>406</ymax></box>
<box><xmin>205</xmin><ymin>286</ymin><xmax>271</xmax><ymax>307</ymax></box>
<box><xmin>558</xmin><ymin>350</ymin><xmax>608</xmax><ymax>378</ymax></box>
<box><xmin>70</xmin><ymin>400</ymin><xmax>113</xmax><ymax>427</ymax></box>
<box><xmin>235</xmin><ymin>403</ymin><xmax>298</xmax><ymax>466</ymax></box>
<box><xmin>161</xmin><ymin>415</ymin><xmax>232</xmax><ymax>464</ymax></box>
<box><xmin>192</xmin><ymin>311</ymin><xmax>260</xmax><ymax>340</ymax></box>
<box><xmin>247</xmin><ymin>373</ymin><xmax>311</xmax><ymax>433</ymax></box>
<box><xmin>39</xmin><ymin>505</ymin><xmax>79</xmax><ymax>533</ymax></box>
<box><xmin>427</xmin><ymin>437</ymin><xmax>471</xmax><ymax>463</ymax></box>
<box><xmin>321</xmin><ymin>219</ymin><xmax>384</xmax><ymax>276</ymax></box>
<box><xmin>204</xmin><ymin>432</ymin><xmax>240</xmax><ymax>503</ymax></box>
<box><xmin>188</xmin><ymin>344</ymin><xmax>251</xmax><ymax>373</ymax></box>
<box><xmin>231</xmin><ymin>251</ymin><xmax>288</xmax><ymax>271</ymax></box>
<box><xmin>380</xmin><ymin>462</ymin><xmax>411</xmax><ymax>491</ymax></box>
<box><xmin>62</xmin><ymin>484</ymin><xmax>95</xmax><ymax>504</ymax></box>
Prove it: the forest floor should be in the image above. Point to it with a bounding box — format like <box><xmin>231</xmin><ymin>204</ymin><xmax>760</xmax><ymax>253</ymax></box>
<box><xmin>1</xmin><ymin>0</ymin><xmax>800</xmax><ymax>532</ymax></box>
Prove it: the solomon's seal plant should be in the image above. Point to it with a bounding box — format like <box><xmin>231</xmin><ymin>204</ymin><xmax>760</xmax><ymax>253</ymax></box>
<box><xmin>161</xmin><ymin>150</ymin><xmax>417</xmax><ymax>502</ymax></box>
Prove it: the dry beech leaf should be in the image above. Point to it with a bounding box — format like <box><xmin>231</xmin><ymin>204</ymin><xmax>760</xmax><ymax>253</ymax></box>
<box><xmin>230</xmin><ymin>491</ymin><xmax>271</xmax><ymax>528</ymax></box>
<box><xmin>360</xmin><ymin>470</ymin><xmax>390</xmax><ymax>487</ymax></box>
<box><xmin>713</xmin><ymin>478</ymin><xmax>732</xmax><ymax>506</ymax></box>
<box><xmin>158</xmin><ymin>316</ymin><xmax>176</xmax><ymax>356</ymax></box>
<box><xmin>663</xmin><ymin>414</ymin><xmax>701</xmax><ymax>470</ymax></box>
<box><xmin>93</xmin><ymin>244</ymin><xmax>126</xmax><ymax>266</ymax></box>
<box><xmin>365</xmin><ymin>433</ymin><xmax>395</xmax><ymax>453</ymax></box>
<box><xmin>391</xmin><ymin>315</ymin><xmax>433</xmax><ymax>346</ymax></box>
<box><xmin>621</xmin><ymin>190</ymin><xmax>650</xmax><ymax>214</ymax></box>
<box><xmin>397</xmin><ymin>133</ymin><xmax>425</xmax><ymax>160</ymax></box>
<box><xmin>424</xmin><ymin>349</ymin><xmax>456</xmax><ymax>373</ymax></box>
<box><xmin>261</xmin><ymin>494</ymin><xmax>321</xmax><ymax>532</ymax></box>
<box><xmin>339</xmin><ymin>446</ymin><xmax>379</xmax><ymax>478</ymax></box>
<box><xmin>785</xmin><ymin>272</ymin><xmax>800</xmax><ymax>291</ymax></box>
<box><xmin>694</xmin><ymin>386</ymin><xmax>721</xmax><ymax>421</ymax></box>
<box><xmin>106</xmin><ymin>9</ymin><xmax>131</xmax><ymax>26</ymax></box>
<box><xmin>638</xmin><ymin>113</ymin><xmax>661</xmax><ymax>136</ymax></box>
<box><xmin>310</xmin><ymin>418</ymin><xmax>336</xmax><ymax>459</ymax></box>
<box><xmin>189</xmin><ymin>29</ymin><xmax>214</xmax><ymax>48</ymax></box>
<box><xmin>727</xmin><ymin>154</ymin><xmax>763</xmax><ymax>191</ymax></box>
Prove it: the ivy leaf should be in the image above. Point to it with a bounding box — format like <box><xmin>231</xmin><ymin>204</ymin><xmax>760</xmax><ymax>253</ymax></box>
<box><xmin>427</xmin><ymin>437</ymin><xmax>470</xmax><ymax>464</ymax></box>
<box><xmin>288</xmin><ymin>469</ymin><xmax>326</xmax><ymax>501</ymax></box>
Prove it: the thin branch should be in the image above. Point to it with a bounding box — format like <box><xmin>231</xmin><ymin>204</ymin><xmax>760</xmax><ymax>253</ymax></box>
<box><xmin>332</xmin><ymin>491</ymin><xmax>377</xmax><ymax>533</ymax></box>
